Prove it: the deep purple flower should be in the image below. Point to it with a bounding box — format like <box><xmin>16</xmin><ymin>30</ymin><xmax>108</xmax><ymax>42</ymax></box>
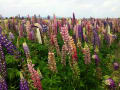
<box><xmin>105</xmin><ymin>78</ymin><xmax>115</xmax><ymax>88</ymax></box>
<box><xmin>0</xmin><ymin>43</ymin><xmax>7</xmax><ymax>78</ymax></box>
<box><xmin>20</xmin><ymin>78</ymin><xmax>29</xmax><ymax>90</ymax></box>
<box><xmin>92</xmin><ymin>28</ymin><xmax>100</xmax><ymax>49</ymax></box>
<box><xmin>78</xmin><ymin>25</ymin><xmax>84</xmax><ymax>42</ymax></box>
<box><xmin>0</xmin><ymin>75</ymin><xmax>7</xmax><ymax>90</ymax></box>
<box><xmin>113</xmin><ymin>62</ymin><xmax>119</xmax><ymax>70</ymax></box>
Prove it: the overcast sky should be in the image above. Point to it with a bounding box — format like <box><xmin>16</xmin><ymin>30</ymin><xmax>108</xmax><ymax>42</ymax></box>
<box><xmin>0</xmin><ymin>0</ymin><xmax>120</xmax><ymax>18</ymax></box>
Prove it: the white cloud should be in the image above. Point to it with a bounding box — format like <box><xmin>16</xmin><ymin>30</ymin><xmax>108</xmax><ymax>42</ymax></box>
<box><xmin>0</xmin><ymin>0</ymin><xmax>120</xmax><ymax>18</ymax></box>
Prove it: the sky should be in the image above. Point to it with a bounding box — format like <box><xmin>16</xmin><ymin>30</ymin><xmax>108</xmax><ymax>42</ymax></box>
<box><xmin>0</xmin><ymin>0</ymin><xmax>120</xmax><ymax>18</ymax></box>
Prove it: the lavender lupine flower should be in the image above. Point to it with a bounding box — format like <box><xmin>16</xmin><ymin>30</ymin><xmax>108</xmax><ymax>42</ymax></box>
<box><xmin>0</xmin><ymin>75</ymin><xmax>7</xmax><ymax>90</ymax></box>
<box><xmin>0</xmin><ymin>43</ymin><xmax>7</xmax><ymax>78</ymax></box>
<box><xmin>23</xmin><ymin>42</ymin><xmax>30</xmax><ymax>59</ymax></box>
<box><xmin>113</xmin><ymin>62</ymin><xmax>119</xmax><ymax>70</ymax></box>
<box><xmin>92</xmin><ymin>28</ymin><xmax>100</xmax><ymax>49</ymax></box>
<box><xmin>105</xmin><ymin>78</ymin><xmax>115</xmax><ymax>88</ymax></box>
<box><xmin>20</xmin><ymin>72</ymin><xmax>29</xmax><ymax>90</ymax></box>
<box><xmin>104</xmin><ymin>32</ymin><xmax>110</xmax><ymax>45</ymax></box>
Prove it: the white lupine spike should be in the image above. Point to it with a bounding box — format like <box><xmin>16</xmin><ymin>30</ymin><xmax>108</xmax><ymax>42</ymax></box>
<box><xmin>36</xmin><ymin>28</ymin><xmax>42</xmax><ymax>44</ymax></box>
<box><xmin>107</xmin><ymin>25</ymin><xmax>111</xmax><ymax>34</ymax></box>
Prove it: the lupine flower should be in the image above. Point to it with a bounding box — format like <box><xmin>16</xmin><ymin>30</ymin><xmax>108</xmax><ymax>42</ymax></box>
<box><xmin>8</xmin><ymin>32</ymin><xmax>14</xmax><ymax>40</ymax></box>
<box><xmin>61</xmin><ymin>44</ymin><xmax>67</xmax><ymax>66</ymax></box>
<box><xmin>23</xmin><ymin>42</ymin><xmax>30</xmax><ymax>59</ymax></box>
<box><xmin>0</xmin><ymin>75</ymin><xmax>7</xmax><ymax>90</ymax></box>
<box><xmin>82</xmin><ymin>43</ymin><xmax>91</xmax><ymax>64</ymax></box>
<box><xmin>50</xmin><ymin>35</ymin><xmax>61</xmax><ymax>56</ymax></box>
<box><xmin>53</xmin><ymin>14</ymin><xmax>57</xmax><ymax>34</ymax></box>
<box><xmin>48</xmin><ymin>52</ymin><xmax>57</xmax><ymax>72</ymax></box>
<box><xmin>20</xmin><ymin>72</ymin><xmax>29</xmax><ymax>90</ymax></box>
<box><xmin>27</xmin><ymin>61</ymin><xmax>42</xmax><ymax>90</ymax></box>
<box><xmin>92</xmin><ymin>53</ymin><xmax>100</xmax><ymax>66</ymax></box>
<box><xmin>26</xmin><ymin>21</ymin><xmax>31</xmax><ymax>39</ymax></box>
<box><xmin>72</xmin><ymin>12</ymin><xmax>76</xmax><ymax>26</ymax></box>
<box><xmin>42</xmin><ymin>24</ymin><xmax>48</xmax><ymax>33</ymax></box>
<box><xmin>105</xmin><ymin>78</ymin><xmax>115</xmax><ymax>88</ymax></box>
<box><xmin>92</xmin><ymin>28</ymin><xmax>100</xmax><ymax>49</ymax></box>
<box><xmin>19</xmin><ymin>24</ymin><xmax>24</xmax><ymax>37</ymax></box>
<box><xmin>78</xmin><ymin>25</ymin><xmax>84</xmax><ymax>42</ymax></box>
<box><xmin>60</xmin><ymin>25</ymin><xmax>70</xmax><ymax>43</ymax></box>
<box><xmin>0</xmin><ymin>43</ymin><xmax>7</xmax><ymax>78</ymax></box>
<box><xmin>0</xmin><ymin>26</ymin><xmax>21</xmax><ymax>60</ymax></box>
<box><xmin>113</xmin><ymin>62</ymin><xmax>119</xmax><ymax>70</ymax></box>
<box><xmin>61</xmin><ymin>25</ymin><xmax>78</xmax><ymax>62</ymax></box>
<box><xmin>36</xmin><ymin>28</ymin><xmax>42</xmax><ymax>44</ymax></box>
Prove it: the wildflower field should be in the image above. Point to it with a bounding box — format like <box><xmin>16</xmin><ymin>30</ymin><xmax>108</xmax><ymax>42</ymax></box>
<box><xmin>0</xmin><ymin>14</ymin><xmax>120</xmax><ymax>90</ymax></box>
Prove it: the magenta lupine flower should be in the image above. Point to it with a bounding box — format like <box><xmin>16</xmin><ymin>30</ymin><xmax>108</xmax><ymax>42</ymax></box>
<box><xmin>27</xmin><ymin>63</ymin><xmax>42</xmax><ymax>90</ymax></box>
<box><xmin>0</xmin><ymin>75</ymin><xmax>7</xmax><ymax>90</ymax></box>
<box><xmin>113</xmin><ymin>62</ymin><xmax>119</xmax><ymax>70</ymax></box>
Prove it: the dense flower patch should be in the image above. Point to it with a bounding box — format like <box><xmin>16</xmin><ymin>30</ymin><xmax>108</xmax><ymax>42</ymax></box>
<box><xmin>0</xmin><ymin>14</ymin><xmax>120</xmax><ymax>90</ymax></box>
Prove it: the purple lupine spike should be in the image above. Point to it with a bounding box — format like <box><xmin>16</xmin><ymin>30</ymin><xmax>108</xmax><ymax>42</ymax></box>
<box><xmin>0</xmin><ymin>43</ymin><xmax>7</xmax><ymax>78</ymax></box>
<box><xmin>31</xmin><ymin>30</ymin><xmax>35</xmax><ymax>40</ymax></box>
<box><xmin>0</xmin><ymin>29</ymin><xmax>17</xmax><ymax>55</ymax></box>
<box><xmin>78</xmin><ymin>25</ymin><xmax>84</xmax><ymax>42</ymax></box>
<box><xmin>20</xmin><ymin>78</ymin><xmax>29</xmax><ymax>90</ymax></box>
<box><xmin>0</xmin><ymin>75</ymin><xmax>7</xmax><ymax>90</ymax></box>
<box><xmin>92</xmin><ymin>28</ymin><xmax>100</xmax><ymax>49</ymax></box>
<box><xmin>104</xmin><ymin>33</ymin><xmax>110</xmax><ymax>44</ymax></box>
<box><xmin>0</xmin><ymin>27</ymin><xmax>21</xmax><ymax>60</ymax></box>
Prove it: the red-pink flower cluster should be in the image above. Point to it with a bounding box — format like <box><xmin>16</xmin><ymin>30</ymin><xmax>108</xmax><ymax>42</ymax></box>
<box><xmin>60</xmin><ymin>25</ymin><xmax>78</xmax><ymax>63</ymax></box>
<box><xmin>27</xmin><ymin>62</ymin><xmax>42</xmax><ymax>90</ymax></box>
